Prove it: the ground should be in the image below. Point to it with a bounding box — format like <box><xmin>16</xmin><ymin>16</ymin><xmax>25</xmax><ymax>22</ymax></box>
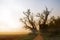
<box><xmin>0</xmin><ymin>34</ymin><xmax>36</xmax><ymax>40</ymax></box>
<box><xmin>0</xmin><ymin>33</ymin><xmax>60</xmax><ymax>40</ymax></box>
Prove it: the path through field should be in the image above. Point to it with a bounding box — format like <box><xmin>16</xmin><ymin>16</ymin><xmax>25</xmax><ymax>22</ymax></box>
<box><xmin>33</xmin><ymin>34</ymin><xmax>44</xmax><ymax>40</ymax></box>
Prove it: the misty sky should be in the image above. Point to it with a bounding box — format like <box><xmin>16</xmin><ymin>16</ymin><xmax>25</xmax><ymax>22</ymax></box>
<box><xmin>0</xmin><ymin>0</ymin><xmax>60</xmax><ymax>32</ymax></box>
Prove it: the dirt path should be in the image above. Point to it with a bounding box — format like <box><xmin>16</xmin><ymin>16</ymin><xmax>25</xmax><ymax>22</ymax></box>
<box><xmin>33</xmin><ymin>34</ymin><xmax>44</xmax><ymax>40</ymax></box>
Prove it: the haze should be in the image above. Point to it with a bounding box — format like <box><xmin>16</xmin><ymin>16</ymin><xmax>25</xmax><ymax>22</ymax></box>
<box><xmin>0</xmin><ymin>0</ymin><xmax>60</xmax><ymax>34</ymax></box>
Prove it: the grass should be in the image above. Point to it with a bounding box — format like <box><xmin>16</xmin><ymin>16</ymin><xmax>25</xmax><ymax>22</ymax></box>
<box><xmin>42</xmin><ymin>32</ymin><xmax>60</xmax><ymax>40</ymax></box>
<box><xmin>0</xmin><ymin>34</ymin><xmax>37</xmax><ymax>40</ymax></box>
<box><xmin>0</xmin><ymin>33</ymin><xmax>60</xmax><ymax>40</ymax></box>
<box><xmin>19</xmin><ymin>34</ymin><xmax>37</xmax><ymax>40</ymax></box>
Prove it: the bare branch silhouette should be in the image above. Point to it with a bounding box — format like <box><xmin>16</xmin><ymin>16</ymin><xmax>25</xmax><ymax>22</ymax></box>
<box><xmin>20</xmin><ymin>9</ymin><xmax>37</xmax><ymax>34</ymax></box>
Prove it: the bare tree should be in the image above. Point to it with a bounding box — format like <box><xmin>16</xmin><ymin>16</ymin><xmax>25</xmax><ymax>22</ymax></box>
<box><xmin>36</xmin><ymin>7</ymin><xmax>51</xmax><ymax>33</ymax></box>
<box><xmin>20</xmin><ymin>7</ymin><xmax>52</xmax><ymax>34</ymax></box>
<box><xmin>20</xmin><ymin>9</ymin><xmax>37</xmax><ymax>34</ymax></box>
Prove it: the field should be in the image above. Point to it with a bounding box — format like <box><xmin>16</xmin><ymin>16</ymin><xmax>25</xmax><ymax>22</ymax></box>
<box><xmin>0</xmin><ymin>34</ymin><xmax>36</xmax><ymax>40</ymax></box>
<box><xmin>0</xmin><ymin>33</ymin><xmax>60</xmax><ymax>40</ymax></box>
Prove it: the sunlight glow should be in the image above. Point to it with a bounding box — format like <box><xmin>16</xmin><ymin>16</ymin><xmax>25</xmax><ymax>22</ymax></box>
<box><xmin>0</xmin><ymin>0</ymin><xmax>24</xmax><ymax>33</ymax></box>
<box><xmin>0</xmin><ymin>8</ymin><xmax>20</xmax><ymax>32</ymax></box>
